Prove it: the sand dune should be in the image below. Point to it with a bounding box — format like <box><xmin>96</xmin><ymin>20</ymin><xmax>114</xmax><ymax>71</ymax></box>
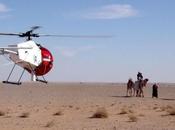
<box><xmin>0</xmin><ymin>82</ymin><xmax>174</xmax><ymax>130</ymax></box>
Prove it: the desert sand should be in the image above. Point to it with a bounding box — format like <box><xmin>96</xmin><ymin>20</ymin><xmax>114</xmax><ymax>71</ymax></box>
<box><xmin>0</xmin><ymin>82</ymin><xmax>174</xmax><ymax>130</ymax></box>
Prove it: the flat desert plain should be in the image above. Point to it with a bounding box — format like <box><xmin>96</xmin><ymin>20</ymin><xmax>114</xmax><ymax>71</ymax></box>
<box><xmin>0</xmin><ymin>82</ymin><xmax>174</xmax><ymax>130</ymax></box>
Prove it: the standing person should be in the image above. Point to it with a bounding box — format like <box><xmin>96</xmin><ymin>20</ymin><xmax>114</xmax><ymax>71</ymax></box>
<box><xmin>137</xmin><ymin>72</ymin><xmax>143</xmax><ymax>97</ymax></box>
<box><xmin>152</xmin><ymin>83</ymin><xmax>158</xmax><ymax>98</ymax></box>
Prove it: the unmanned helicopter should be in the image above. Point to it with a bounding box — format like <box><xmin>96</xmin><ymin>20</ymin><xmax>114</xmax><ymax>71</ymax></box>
<box><xmin>0</xmin><ymin>26</ymin><xmax>111</xmax><ymax>85</ymax></box>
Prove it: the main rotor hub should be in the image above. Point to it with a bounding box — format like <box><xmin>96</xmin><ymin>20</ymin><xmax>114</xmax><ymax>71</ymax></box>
<box><xmin>19</xmin><ymin>31</ymin><xmax>39</xmax><ymax>40</ymax></box>
<box><xmin>19</xmin><ymin>26</ymin><xmax>40</xmax><ymax>40</ymax></box>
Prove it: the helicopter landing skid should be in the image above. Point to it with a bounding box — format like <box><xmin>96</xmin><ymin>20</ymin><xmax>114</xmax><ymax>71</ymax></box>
<box><xmin>2</xmin><ymin>81</ymin><xmax>22</xmax><ymax>85</ymax></box>
<box><xmin>36</xmin><ymin>75</ymin><xmax>48</xmax><ymax>84</ymax></box>
<box><xmin>36</xmin><ymin>78</ymin><xmax>48</xmax><ymax>84</ymax></box>
<box><xmin>2</xmin><ymin>63</ymin><xmax>25</xmax><ymax>85</ymax></box>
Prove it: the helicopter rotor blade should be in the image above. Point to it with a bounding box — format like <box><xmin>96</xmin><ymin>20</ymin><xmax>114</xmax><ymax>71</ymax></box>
<box><xmin>30</xmin><ymin>26</ymin><xmax>41</xmax><ymax>32</ymax></box>
<box><xmin>0</xmin><ymin>33</ymin><xmax>20</xmax><ymax>36</ymax></box>
<box><xmin>0</xmin><ymin>26</ymin><xmax>114</xmax><ymax>39</ymax></box>
<box><xmin>39</xmin><ymin>34</ymin><xmax>113</xmax><ymax>38</ymax></box>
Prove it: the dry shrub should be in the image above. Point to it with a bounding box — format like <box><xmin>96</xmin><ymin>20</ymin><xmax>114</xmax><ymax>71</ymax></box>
<box><xmin>110</xmin><ymin>103</ymin><xmax>115</xmax><ymax>106</ymax></box>
<box><xmin>53</xmin><ymin>110</ymin><xmax>63</xmax><ymax>116</ymax></box>
<box><xmin>119</xmin><ymin>107</ymin><xmax>133</xmax><ymax>115</ymax></box>
<box><xmin>0</xmin><ymin>111</ymin><xmax>5</xmax><ymax>116</ymax></box>
<box><xmin>166</xmin><ymin>105</ymin><xmax>173</xmax><ymax>109</ymax></box>
<box><xmin>119</xmin><ymin>108</ymin><xmax>128</xmax><ymax>114</ymax></box>
<box><xmin>5</xmin><ymin>115</ymin><xmax>11</xmax><ymax>118</ymax></box>
<box><xmin>19</xmin><ymin>112</ymin><xmax>30</xmax><ymax>118</ymax></box>
<box><xmin>160</xmin><ymin>106</ymin><xmax>166</xmax><ymax>111</ymax></box>
<box><xmin>75</xmin><ymin>107</ymin><xmax>80</xmax><ymax>110</ymax></box>
<box><xmin>91</xmin><ymin>107</ymin><xmax>108</xmax><ymax>118</ymax></box>
<box><xmin>160</xmin><ymin>105</ymin><xmax>173</xmax><ymax>112</ymax></box>
<box><xmin>138</xmin><ymin>113</ymin><xmax>145</xmax><ymax>117</ymax></box>
<box><xmin>128</xmin><ymin>114</ymin><xmax>138</xmax><ymax>122</ymax></box>
<box><xmin>167</xmin><ymin>108</ymin><xmax>175</xmax><ymax>116</ymax></box>
<box><xmin>45</xmin><ymin>120</ymin><xmax>54</xmax><ymax>128</ymax></box>
<box><xmin>128</xmin><ymin>109</ymin><xmax>134</xmax><ymax>113</ymax></box>
<box><xmin>153</xmin><ymin>106</ymin><xmax>158</xmax><ymax>110</ymax></box>
<box><xmin>69</xmin><ymin>105</ymin><xmax>73</xmax><ymax>108</ymax></box>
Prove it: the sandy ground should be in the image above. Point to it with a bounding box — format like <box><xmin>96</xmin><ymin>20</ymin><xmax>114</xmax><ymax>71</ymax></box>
<box><xmin>0</xmin><ymin>82</ymin><xmax>174</xmax><ymax>130</ymax></box>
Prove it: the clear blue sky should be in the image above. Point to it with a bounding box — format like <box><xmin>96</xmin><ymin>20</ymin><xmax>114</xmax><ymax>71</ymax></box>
<box><xmin>0</xmin><ymin>0</ymin><xmax>175</xmax><ymax>83</ymax></box>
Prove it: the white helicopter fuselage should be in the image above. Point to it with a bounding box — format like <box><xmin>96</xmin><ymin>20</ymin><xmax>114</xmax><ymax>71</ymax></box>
<box><xmin>9</xmin><ymin>40</ymin><xmax>42</xmax><ymax>70</ymax></box>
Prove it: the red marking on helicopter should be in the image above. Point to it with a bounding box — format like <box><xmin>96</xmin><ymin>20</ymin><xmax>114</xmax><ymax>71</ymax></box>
<box><xmin>35</xmin><ymin>47</ymin><xmax>53</xmax><ymax>76</ymax></box>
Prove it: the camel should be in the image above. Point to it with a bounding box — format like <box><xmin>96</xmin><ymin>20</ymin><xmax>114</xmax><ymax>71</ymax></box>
<box><xmin>133</xmin><ymin>78</ymin><xmax>149</xmax><ymax>97</ymax></box>
<box><xmin>127</xmin><ymin>78</ymin><xmax>149</xmax><ymax>97</ymax></box>
<box><xmin>126</xmin><ymin>78</ymin><xmax>134</xmax><ymax>96</ymax></box>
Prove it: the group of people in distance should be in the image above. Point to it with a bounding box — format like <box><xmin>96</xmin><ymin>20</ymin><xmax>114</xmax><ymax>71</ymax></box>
<box><xmin>126</xmin><ymin>72</ymin><xmax>158</xmax><ymax>98</ymax></box>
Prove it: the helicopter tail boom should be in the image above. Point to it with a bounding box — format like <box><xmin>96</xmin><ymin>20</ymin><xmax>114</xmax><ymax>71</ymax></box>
<box><xmin>0</xmin><ymin>47</ymin><xmax>33</xmax><ymax>55</ymax></box>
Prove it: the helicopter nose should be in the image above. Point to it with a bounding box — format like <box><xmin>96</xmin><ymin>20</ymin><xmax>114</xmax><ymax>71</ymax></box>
<box><xmin>34</xmin><ymin>47</ymin><xmax>53</xmax><ymax>76</ymax></box>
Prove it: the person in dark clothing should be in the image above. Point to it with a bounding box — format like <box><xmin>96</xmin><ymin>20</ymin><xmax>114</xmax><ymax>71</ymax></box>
<box><xmin>137</xmin><ymin>72</ymin><xmax>143</xmax><ymax>92</ymax></box>
<box><xmin>152</xmin><ymin>83</ymin><xmax>158</xmax><ymax>98</ymax></box>
<box><xmin>137</xmin><ymin>72</ymin><xmax>143</xmax><ymax>81</ymax></box>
